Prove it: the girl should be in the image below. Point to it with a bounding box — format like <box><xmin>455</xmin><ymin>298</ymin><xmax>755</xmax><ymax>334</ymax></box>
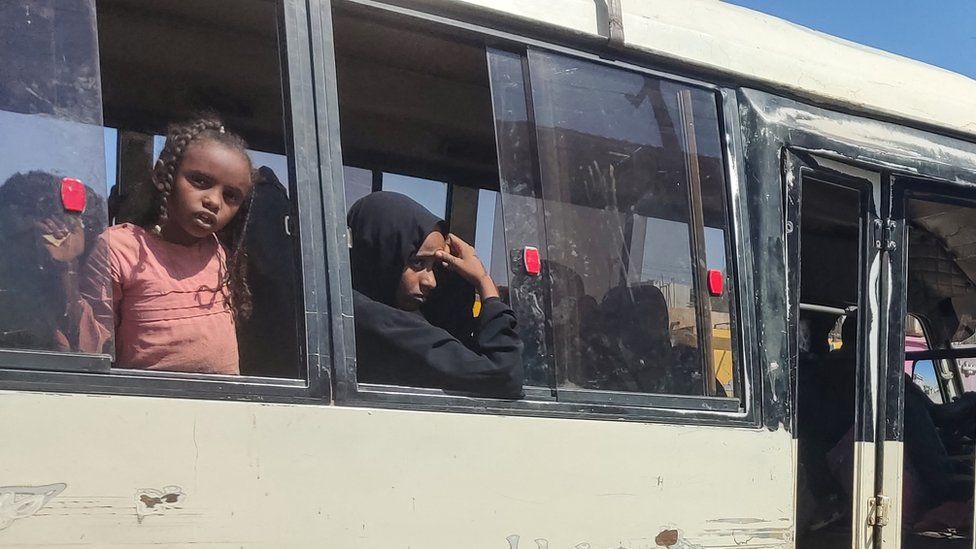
<box><xmin>347</xmin><ymin>191</ymin><xmax>524</xmax><ymax>398</ymax></box>
<box><xmin>82</xmin><ymin>117</ymin><xmax>254</xmax><ymax>374</ymax></box>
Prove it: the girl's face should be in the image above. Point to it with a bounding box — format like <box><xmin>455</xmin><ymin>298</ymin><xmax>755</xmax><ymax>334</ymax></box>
<box><xmin>161</xmin><ymin>140</ymin><xmax>253</xmax><ymax>245</ymax></box>
<box><xmin>396</xmin><ymin>230</ymin><xmax>446</xmax><ymax>311</ymax></box>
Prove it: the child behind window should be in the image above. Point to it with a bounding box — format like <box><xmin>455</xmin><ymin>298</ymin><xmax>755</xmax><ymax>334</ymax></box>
<box><xmin>81</xmin><ymin>116</ymin><xmax>255</xmax><ymax>374</ymax></box>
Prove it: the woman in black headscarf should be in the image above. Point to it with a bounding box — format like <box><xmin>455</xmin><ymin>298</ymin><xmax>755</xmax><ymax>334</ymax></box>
<box><xmin>347</xmin><ymin>191</ymin><xmax>524</xmax><ymax>398</ymax></box>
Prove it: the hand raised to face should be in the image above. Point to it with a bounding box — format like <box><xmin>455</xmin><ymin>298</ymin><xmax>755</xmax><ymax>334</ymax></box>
<box><xmin>37</xmin><ymin>215</ymin><xmax>85</xmax><ymax>263</ymax></box>
<box><xmin>434</xmin><ymin>233</ymin><xmax>498</xmax><ymax>299</ymax></box>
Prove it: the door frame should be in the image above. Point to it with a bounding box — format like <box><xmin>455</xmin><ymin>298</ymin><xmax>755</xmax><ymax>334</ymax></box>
<box><xmin>738</xmin><ymin>87</ymin><xmax>976</xmax><ymax>548</ymax></box>
<box><xmin>785</xmin><ymin>151</ymin><xmax>888</xmax><ymax>547</ymax></box>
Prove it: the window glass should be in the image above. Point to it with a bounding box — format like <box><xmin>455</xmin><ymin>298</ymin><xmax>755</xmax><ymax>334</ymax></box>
<box><xmin>0</xmin><ymin>1</ymin><xmax>305</xmax><ymax>378</ymax></box>
<box><xmin>381</xmin><ymin>173</ymin><xmax>448</xmax><ymax>218</ymax></box>
<box><xmin>335</xmin><ymin>11</ymin><xmax>524</xmax><ymax>397</ymax></box>
<box><xmin>911</xmin><ymin>360</ymin><xmax>944</xmax><ymax>404</ymax></box>
<box><xmin>343</xmin><ymin>166</ymin><xmax>373</xmax><ymax>210</ymax></box>
<box><xmin>475</xmin><ymin>189</ymin><xmax>508</xmax><ymax>286</ymax></box>
<box><xmin>486</xmin><ymin>48</ymin><xmax>553</xmax><ymax>387</ymax></box>
<box><xmin>0</xmin><ymin>1</ymin><xmax>112</xmax><ymax>362</ymax></box>
<box><xmin>904</xmin><ymin>315</ymin><xmax>928</xmax><ymax>375</ymax></box>
<box><xmin>905</xmin><ymin>317</ymin><xmax>943</xmax><ymax>403</ymax></box>
<box><xmin>524</xmin><ymin>49</ymin><xmax>736</xmax><ymax>397</ymax></box>
<box><xmin>96</xmin><ymin>0</ymin><xmax>303</xmax><ymax>378</ymax></box>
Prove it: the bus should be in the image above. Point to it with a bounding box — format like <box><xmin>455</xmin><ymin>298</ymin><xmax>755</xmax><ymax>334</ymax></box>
<box><xmin>1</xmin><ymin>0</ymin><xmax>976</xmax><ymax>547</ymax></box>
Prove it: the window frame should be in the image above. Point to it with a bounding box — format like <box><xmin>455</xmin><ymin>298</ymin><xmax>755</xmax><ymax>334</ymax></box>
<box><xmin>0</xmin><ymin>0</ymin><xmax>333</xmax><ymax>404</ymax></box>
<box><xmin>905</xmin><ymin>314</ymin><xmax>950</xmax><ymax>404</ymax></box>
<box><xmin>324</xmin><ymin>0</ymin><xmax>760</xmax><ymax>426</ymax></box>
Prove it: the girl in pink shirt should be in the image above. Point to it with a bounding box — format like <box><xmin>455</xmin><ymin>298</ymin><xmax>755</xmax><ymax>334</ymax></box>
<box><xmin>83</xmin><ymin>117</ymin><xmax>255</xmax><ymax>374</ymax></box>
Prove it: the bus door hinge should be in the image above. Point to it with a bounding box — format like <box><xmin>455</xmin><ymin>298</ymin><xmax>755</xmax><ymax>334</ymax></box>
<box><xmin>873</xmin><ymin>219</ymin><xmax>896</xmax><ymax>252</ymax></box>
<box><xmin>868</xmin><ymin>495</ymin><xmax>891</xmax><ymax>527</ymax></box>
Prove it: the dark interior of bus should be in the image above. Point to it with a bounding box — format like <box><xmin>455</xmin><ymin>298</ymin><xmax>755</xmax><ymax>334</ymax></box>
<box><xmin>796</xmin><ymin>176</ymin><xmax>976</xmax><ymax>547</ymax></box>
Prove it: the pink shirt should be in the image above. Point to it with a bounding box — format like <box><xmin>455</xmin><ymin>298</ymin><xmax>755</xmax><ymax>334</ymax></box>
<box><xmin>83</xmin><ymin>223</ymin><xmax>239</xmax><ymax>374</ymax></box>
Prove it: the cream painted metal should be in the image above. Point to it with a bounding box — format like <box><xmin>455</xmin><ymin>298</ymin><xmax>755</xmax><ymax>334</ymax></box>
<box><xmin>880</xmin><ymin>442</ymin><xmax>906</xmax><ymax>548</ymax></box>
<box><xmin>450</xmin><ymin>0</ymin><xmax>976</xmax><ymax>138</ymax></box>
<box><xmin>0</xmin><ymin>391</ymin><xmax>792</xmax><ymax>547</ymax></box>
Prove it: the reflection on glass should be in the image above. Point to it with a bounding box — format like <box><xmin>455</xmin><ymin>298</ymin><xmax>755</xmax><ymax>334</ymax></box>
<box><xmin>526</xmin><ymin>49</ymin><xmax>734</xmax><ymax>396</ymax></box>
<box><xmin>486</xmin><ymin>48</ymin><xmax>553</xmax><ymax>386</ymax></box>
<box><xmin>0</xmin><ymin>0</ymin><xmax>112</xmax><ymax>359</ymax></box>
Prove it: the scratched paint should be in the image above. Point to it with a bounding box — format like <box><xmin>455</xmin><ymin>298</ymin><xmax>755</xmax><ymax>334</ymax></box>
<box><xmin>0</xmin><ymin>483</ymin><xmax>65</xmax><ymax>531</ymax></box>
<box><xmin>504</xmin><ymin>520</ymin><xmax>793</xmax><ymax>548</ymax></box>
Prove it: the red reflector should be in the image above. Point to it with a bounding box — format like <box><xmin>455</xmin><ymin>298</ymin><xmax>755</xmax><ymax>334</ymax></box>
<box><xmin>60</xmin><ymin>178</ymin><xmax>86</xmax><ymax>213</ymax></box>
<box><xmin>707</xmin><ymin>269</ymin><xmax>724</xmax><ymax>296</ymax></box>
<box><xmin>523</xmin><ymin>246</ymin><xmax>541</xmax><ymax>276</ymax></box>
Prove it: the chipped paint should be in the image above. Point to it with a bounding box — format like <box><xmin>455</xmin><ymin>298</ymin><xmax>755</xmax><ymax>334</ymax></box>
<box><xmin>503</xmin><ymin>520</ymin><xmax>794</xmax><ymax>549</ymax></box>
<box><xmin>0</xmin><ymin>483</ymin><xmax>65</xmax><ymax>531</ymax></box>
<box><xmin>135</xmin><ymin>486</ymin><xmax>185</xmax><ymax>523</ymax></box>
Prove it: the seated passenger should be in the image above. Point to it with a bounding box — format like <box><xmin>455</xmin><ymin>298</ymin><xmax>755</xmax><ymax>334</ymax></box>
<box><xmin>81</xmin><ymin>116</ymin><xmax>255</xmax><ymax>374</ymax></box>
<box><xmin>583</xmin><ymin>283</ymin><xmax>675</xmax><ymax>393</ymax></box>
<box><xmin>347</xmin><ymin>191</ymin><xmax>524</xmax><ymax>397</ymax></box>
<box><xmin>0</xmin><ymin>171</ymin><xmax>107</xmax><ymax>352</ymax></box>
<box><xmin>902</xmin><ymin>373</ymin><xmax>975</xmax><ymax>523</ymax></box>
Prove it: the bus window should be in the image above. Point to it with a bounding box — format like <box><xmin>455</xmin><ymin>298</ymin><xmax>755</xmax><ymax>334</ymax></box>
<box><xmin>343</xmin><ymin>166</ymin><xmax>374</xmax><ymax>211</ymax></box>
<box><xmin>96</xmin><ymin>0</ymin><xmax>303</xmax><ymax>379</ymax></box>
<box><xmin>334</xmin><ymin>9</ymin><xmax>741</xmax><ymax>404</ymax></box>
<box><xmin>335</xmin><ymin>9</ymin><xmax>526</xmax><ymax>396</ymax></box>
<box><xmin>474</xmin><ymin>189</ymin><xmax>509</xmax><ymax>288</ymax></box>
<box><xmin>905</xmin><ymin>315</ymin><xmax>945</xmax><ymax>403</ymax></box>
<box><xmin>910</xmin><ymin>360</ymin><xmax>943</xmax><ymax>404</ymax></box>
<box><xmin>501</xmin><ymin>49</ymin><xmax>738</xmax><ymax>398</ymax></box>
<box><xmin>0</xmin><ymin>0</ymin><xmax>308</xmax><ymax>381</ymax></box>
<box><xmin>380</xmin><ymin>173</ymin><xmax>448</xmax><ymax>218</ymax></box>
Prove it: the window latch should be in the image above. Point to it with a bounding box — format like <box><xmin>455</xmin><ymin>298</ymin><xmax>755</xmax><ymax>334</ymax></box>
<box><xmin>868</xmin><ymin>494</ymin><xmax>891</xmax><ymax>527</ymax></box>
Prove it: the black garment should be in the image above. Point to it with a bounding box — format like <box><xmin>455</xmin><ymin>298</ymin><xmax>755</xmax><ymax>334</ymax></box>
<box><xmin>347</xmin><ymin>191</ymin><xmax>524</xmax><ymax>398</ymax></box>
<box><xmin>353</xmin><ymin>293</ymin><xmax>523</xmax><ymax>396</ymax></box>
<box><xmin>237</xmin><ymin>167</ymin><xmax>301</xmax><ymax>378</ymax></box>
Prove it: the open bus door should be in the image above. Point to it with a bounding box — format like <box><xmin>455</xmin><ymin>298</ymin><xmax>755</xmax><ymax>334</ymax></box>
<box><xmin>789</xmin><ymin>150</ymin><xmax>976</xmax><ymax>549</ymax></box>
<box><xmin>786</xmin><ymin>153</ymin><xmax>890</xmax><ymax>548</ymax></box>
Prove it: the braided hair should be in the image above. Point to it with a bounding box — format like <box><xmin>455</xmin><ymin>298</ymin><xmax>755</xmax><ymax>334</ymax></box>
<box><xmin>143</xmin><ymin>116</ymin><xmax>255</xmax><ymax>320</ymax></box>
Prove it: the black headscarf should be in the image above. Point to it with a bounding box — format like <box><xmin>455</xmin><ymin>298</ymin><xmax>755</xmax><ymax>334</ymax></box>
<box><xmin>347</xmin><ymin>191</ymin><xmax>445</xmax><ymax>307</ymax></box>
